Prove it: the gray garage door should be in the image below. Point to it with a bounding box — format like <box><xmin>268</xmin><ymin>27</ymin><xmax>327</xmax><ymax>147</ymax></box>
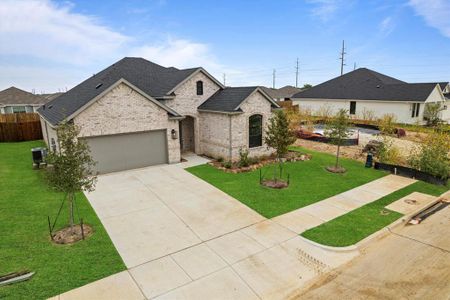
<box><xmin>85</xmin><ymin>130</ymin><xmax>168</xmax><ymax>174</ymax></box>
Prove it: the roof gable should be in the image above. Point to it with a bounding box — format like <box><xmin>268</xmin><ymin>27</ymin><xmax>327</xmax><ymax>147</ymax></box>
<box><xmin>198</xmin><ymin>86</ymin><xmax>279</xmax><ymax>113</ymax></box>
<box><xmin>38</xmin><ymin>57</ymin><xmax>202</xmax><ymax>125</ymax></box>
<box><xmin>0</xmin><ymin>87</ymin><xmax>47</xmax><ymax>105</ymax></box>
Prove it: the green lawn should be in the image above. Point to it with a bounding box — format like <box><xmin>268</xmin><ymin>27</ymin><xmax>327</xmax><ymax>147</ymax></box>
<box><xmin>187</xmin><ymin>147</ymin><xmax>386</xmax><ymax>218</ymax></box>
<box><xmin>0</xmin><ymin>141</ymin><xmax>125</xmax><ymax>299</ymax></box>
<box><xmin>301</xmin><ymin>181</ymin><xmax>449</xmax><ymax>247</ymax></box>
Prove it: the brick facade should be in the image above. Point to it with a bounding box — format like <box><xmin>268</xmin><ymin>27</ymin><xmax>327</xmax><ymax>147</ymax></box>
<box><xmin>74</xmin><ymin>83</ymin><xmax>180</xmax><ymax>163</ymax></box>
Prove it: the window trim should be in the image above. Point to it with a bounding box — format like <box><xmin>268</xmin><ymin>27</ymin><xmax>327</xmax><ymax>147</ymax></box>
<box><xmin>412</xmin><ymin>103</ymin><xmax>420</xmax><ymax>118</ymax></box>
<box><xmin>196</xmin><ymin>80</ymin><xmax>203</xmax><ymax>96</ymax></box>
<box><xmin>249</xmin><ymin>114</ymin><xmax>263</xmax><ymax>148</ymax></box>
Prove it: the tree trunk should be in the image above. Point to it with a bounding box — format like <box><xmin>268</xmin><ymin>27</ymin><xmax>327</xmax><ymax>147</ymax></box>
<box><xmin>278</xmin><ymin>155</ymin><xmax>283</xmax><ymax>179</ymax></box>
<box><xmin>335</xmin><ymin>143</ymin><xmax>341</xmax><ymax>169</ymax></box>
<box><xmin>69</xmin><ymin>192</ymin><xmax>74</xmax><ymax>234</ymax></box>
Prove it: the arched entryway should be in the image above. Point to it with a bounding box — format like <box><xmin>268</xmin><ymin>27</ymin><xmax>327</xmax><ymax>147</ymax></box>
<box><xmin>180</xmin><ymin>116</ymin><xmax>195</xmax><ymax>152</ymax></box>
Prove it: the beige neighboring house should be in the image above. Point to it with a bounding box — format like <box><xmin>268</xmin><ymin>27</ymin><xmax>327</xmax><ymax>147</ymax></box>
<box><xmin>38</xmin><ymin>57</ymin><xmax>279</xmax><ymax>174</ymax></box>
<box><xmin>292</xmin><ymin>68</ymin><xmax>449</xmax><ymax>124</ymax></box>
<box><xmin>0</xmin><ymin>86</ymin><xmax>49</xmax><ymax>114</ymax></box>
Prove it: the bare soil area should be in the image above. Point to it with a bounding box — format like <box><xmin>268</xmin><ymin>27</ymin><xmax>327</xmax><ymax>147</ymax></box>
<box><xmin>52</xmin><ymin>224</ymin><xmax>93</xmax><ymax>244</ymax></box>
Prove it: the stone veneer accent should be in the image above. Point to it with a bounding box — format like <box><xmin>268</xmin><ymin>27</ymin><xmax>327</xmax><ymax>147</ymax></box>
<box><xmin>199</xmin><ymin>111</ymin><xmax>231</xmax><ymax>159</ymax></box>
<box><xmin>73</xmin><ymin>83</ymin><xmax>180</xmax><ymax>163</ymax></box>
<box><xmin>166</xmin><ymin>71</ymin><xmax>221</xmax><ymax>154</ymax></box>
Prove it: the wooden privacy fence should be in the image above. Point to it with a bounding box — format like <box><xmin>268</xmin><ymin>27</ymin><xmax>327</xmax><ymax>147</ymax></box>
<box><xmin>0</xmin><ymin>113</ymin><xmax>43</xmax><ymax>142</ymax></box>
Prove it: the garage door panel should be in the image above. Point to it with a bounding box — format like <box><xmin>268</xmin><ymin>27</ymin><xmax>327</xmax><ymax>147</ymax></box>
<box><xmin>85</xmin><ymin>130</ymin><xmax>168</xmax><ymax>174</ymax></box>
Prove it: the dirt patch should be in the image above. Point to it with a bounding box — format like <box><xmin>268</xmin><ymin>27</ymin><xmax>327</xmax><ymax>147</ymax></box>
<box><xmin>294</xmin><ymin>139</ymin><xmax>366</xmax><ymax>162</ymax></box>
<box><xmin>261</xmin><ymin>179</ymin><xmax>289</xmax><ymax>189</ymax></box>
<box><xmin>325</xmin><ymin>166</ymin><xmax>346</xmax><ymax>173</ymax></box>
<box><xmin>52</xmin><ymin>224</ymin><xmax>93</xmax><ymax>244</ymax></box>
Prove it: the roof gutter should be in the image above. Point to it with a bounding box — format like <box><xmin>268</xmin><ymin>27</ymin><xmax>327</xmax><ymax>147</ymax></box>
<box><xmin>197</xmin><ymin>109</ymin><xmax>243</xmax><ymax>115</ymax></box>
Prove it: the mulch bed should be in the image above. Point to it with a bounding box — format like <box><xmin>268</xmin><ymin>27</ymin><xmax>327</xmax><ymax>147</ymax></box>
<box><xmin>209</xmin><ymin>151</ymin><xmax>312</xmax><ymax>173</ymax></box>
<box><xmin>261</xmin><ymin>179</ymin><xmax>289</xmax><ymax>189</ymax></box>
<box><xmin>52</xmin><ymin>224</ymin><xmax>93</xmax><ymax>245</ymax></box>
<box><xmin>325</xmin><ymin>166</ymin><xmax>346</xmax><ymax>173</ymax></box>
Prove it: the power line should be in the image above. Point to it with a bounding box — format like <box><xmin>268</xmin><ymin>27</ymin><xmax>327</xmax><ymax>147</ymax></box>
<box><xmin>339</xmin><ymin>40</ymin><xmax>347</xmax><ymax>76</ymax></box>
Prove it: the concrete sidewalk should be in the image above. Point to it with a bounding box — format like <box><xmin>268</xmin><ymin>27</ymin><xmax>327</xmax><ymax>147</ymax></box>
<box><xmin>272</xmin><ymin>175</ymin><xmax>416</xmax><ymax>233</ymax></box>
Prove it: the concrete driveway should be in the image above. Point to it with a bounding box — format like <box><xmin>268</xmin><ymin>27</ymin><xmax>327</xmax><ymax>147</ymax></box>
<box><xmin>86</xmin><ymin>162</ymin><xmax>264</xmax><ymax>268</ymax></box>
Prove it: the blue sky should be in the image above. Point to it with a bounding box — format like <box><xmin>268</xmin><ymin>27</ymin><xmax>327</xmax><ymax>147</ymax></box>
<box><xmin>0</xmin><ymin>0</ymin><xmax>449</xmax><ymax>92</ymax></box>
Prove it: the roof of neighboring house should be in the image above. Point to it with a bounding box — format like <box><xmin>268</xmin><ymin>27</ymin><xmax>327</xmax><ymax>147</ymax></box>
<box><xmin>261</xmin><ymin>85</ymin><xmax>303</xmax><ymax>99</ymax></box>
<box><xmin>198</xmin><ymin>86</ymin><xmax>278</xmax><ymax>112</ymax></box>
<box><xmin>38</xmin><ymin>57</ymin><xmax>211</xmax><ymax>125</ymax></box>
<box><xmin>438</xmin><ymin>82</ymin><xmax>449</xmax><ymax>91</ymax></box>
<box><xmin>0</xmin><ymin>87</ymin><xmax>47</xmax><ymax>106</ymax></box>
<box><xmin>40</xmin><ymin>92</ymin><xmax>64</xmax><ymax>101</ymax></box>
<box><xmin>293</xmin><ymin>68</ymin><xmax>441</xmax><ymax>102</ymax></box>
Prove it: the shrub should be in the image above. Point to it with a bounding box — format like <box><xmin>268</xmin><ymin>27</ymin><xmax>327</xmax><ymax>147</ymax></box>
<box><xmin>378</xmin><ymin>114</ymin><xmax>397</xmax><ymax>135</ymax></box>
<box><xmin>238</xmin><ymin>148</ymin><xmax>250</xmax><ymax>167</ymax></box>
<box><xmin>248</xmin><ymin>156</ymin><xmax>260</xmax><ymax>165</ymax></box>
<box><xmin>408</xmin><ymin>131</ymin><xmax>450</xmax><ymax>179</ymax></box>
<box><xmin>222</xmin><ymin>161</ymin><xmax>232</xmax><ymax>169</ymax></box>
<box><xmin>423</xmin><ymin>102</ymin><xmax>445</xmax><ymax>126</ymax></box>
<box><xmin>377</xmin><ymin>137</ymin><xmax>402</xmax><ymax>165</ymax></box>
<box><xmin>316</xmin><ymin>105</ymin><xmax>333</xmax><ymax>122</ymax></box>
<box><xmin>360</xmin><ymin>108</ymin><xmax>376</xmax><ymax>124</ymax></box>
<box><xmin>217</xmin><ymin>157</ymin><xmax>224</xmax><ymax>163</ymax></box>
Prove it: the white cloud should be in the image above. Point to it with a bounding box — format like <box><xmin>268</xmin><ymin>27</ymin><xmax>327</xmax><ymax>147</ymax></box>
<box><xmin>131</xmin><ymin>38</ymin><xmax>222</xmax><ymax>71</ymax></box>
<box><xmin>0</xmin><ymin>0</ymin><xmax>227</xmax><ymax>91</ymax></box>
<box><xmin>408</xmin><ymin>0</ymin><xmax>450</xmax><ymax>38</ymax></box>
<box><xmin>0</xmin><ymin>0</ymin><xmax>129</xmax><ymax>65</ymax></box>
<box><xmin>379</xmin><ymin>16</ymin><xmax>395</xmax><ymax>36</ymax></box>
<box><xmin>307</xmin><ymin>0</ymin><xmax>343</xmax><ymax>21</ymax></box>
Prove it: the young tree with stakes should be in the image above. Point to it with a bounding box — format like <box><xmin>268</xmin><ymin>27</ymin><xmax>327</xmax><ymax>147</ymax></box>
<box><xmin>45</xmin><ymin>121</ymin><xmax>97</xmax><ymax>234</ymax></box>
<box><xmin>265</xmin><ymin>110</ymin><xmax>297</xmax><ymax>178</ymax></box>
<box><xmin>325</xmin><ymin>109</ymin><xmax>351</xmax><ymax>173</ymax></box>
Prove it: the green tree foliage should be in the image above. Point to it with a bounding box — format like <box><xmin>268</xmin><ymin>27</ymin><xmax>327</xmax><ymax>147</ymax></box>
<box><xmin>408</xmin><ymin>130</ymin><xmax>450</xmax><ymax>179</ymax></box>
<box><xmin>45</xmin><ymin>122</ymin><xmax>97</xmax><ymax>232</ymax></box>
<box><xmin>302</xmin><ymin>83</ymin><xmax>313</xmax><ymax>89</ymax></box>
<box><xmin>325</xmin><ymin>109</ymin><xmax>351</xmax><ymax>171</ymax></box>
<box><xmin>265</xmin><ymin>110</ymin><xmax>296</xmax><ymax>177</ymax></box>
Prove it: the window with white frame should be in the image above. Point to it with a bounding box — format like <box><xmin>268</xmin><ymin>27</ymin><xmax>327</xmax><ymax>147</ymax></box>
<box><xmin>411</xmin><ymin>103</ymin><xmax>420</xmax><ymax>118</ymax></box>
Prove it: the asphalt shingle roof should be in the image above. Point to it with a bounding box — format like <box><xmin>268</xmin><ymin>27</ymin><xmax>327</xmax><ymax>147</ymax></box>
<box><xmin>38</xmin><ymin>57</ymin><xmax>199</xmax><ymax>125</ymax></box>
<box><xmin>0</xmin><ymin>87</ymin><xmax>47</xmax><ymax>106</ymax></box>
<box><xmin>198</xmin><ymin>86</ymin><xmax>260</xmax><ymax>112</ymax></box>
<box><xmin>293</xmin><ymin>68</ymin><xmax>442</xmax><ymax>102</ymax></box>
<box><xmin>261</xmin><ymin>85</ymin><xmax>302</xmax><ymax>99</ymax></box>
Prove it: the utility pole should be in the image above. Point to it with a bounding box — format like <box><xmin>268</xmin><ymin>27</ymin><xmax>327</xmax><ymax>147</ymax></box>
<box><xmin>272</xmin><ymin>69</ymin><xmax>276</xmax><ymax>89</ymax></box>
<box><xmin>295</xmin><ymin>58</ymin><xmax>299</xmax><ymax>88</ymax></box>
<box><xmin>223</xmin><ymin>73</ymin><xmax>226</xmax><ymax>86</ymax></box>
<box><xmin>339</xmin><ymin>40</ymin><xmax>347</xmax><ymax>76</ymax></box>
<box><xmin>353</xmin><ymin>62</ymin><xmax>357</xmax><ymax>70</ymax></box>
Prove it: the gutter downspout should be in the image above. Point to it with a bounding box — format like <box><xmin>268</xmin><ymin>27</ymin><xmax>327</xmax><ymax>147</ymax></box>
<box><xmin>229</xmin><ymin>115</ymin><xmax>233</xmax><ymax>161</ymax></box>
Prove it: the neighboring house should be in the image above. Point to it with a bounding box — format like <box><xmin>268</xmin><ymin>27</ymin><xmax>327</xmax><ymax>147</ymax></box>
<box><xmin>38</xmin><ymin>57</ymin><xmax>279</xmax><ymax>174</ymax></box>
<box><xmin>0</xmin><ymin>87</ymin><xmax>49</xmax><ymax>114</ymax></box>
<box><xmin>292</xmin><ymin>68</ymin><xmax>449</xmax><ymax>124</ymax></box>
<box><xmin>261</xmin><ymin>85</ymin><xmax>303</xmax><ymax>102</ymax></box>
